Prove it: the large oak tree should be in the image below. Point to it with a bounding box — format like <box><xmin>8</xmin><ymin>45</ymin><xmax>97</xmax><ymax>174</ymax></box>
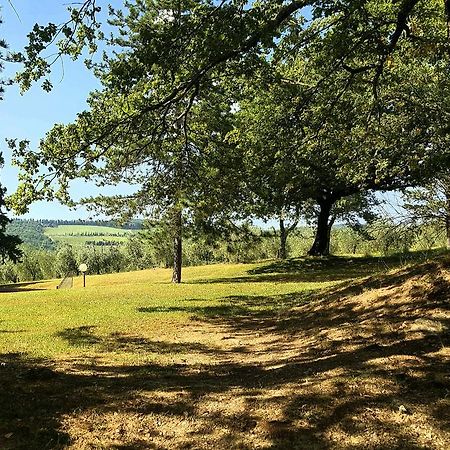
<box><xmin>232</xmin><ymin>8</ymin><xmax>450</xmax><ymax>255</ymax></box>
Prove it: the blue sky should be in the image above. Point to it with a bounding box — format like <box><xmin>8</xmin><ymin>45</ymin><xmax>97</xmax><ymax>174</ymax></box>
<box><xmin>0</xmin><ymin>0</ymin><xmax>124</xmax><ymax>219</ymax></box>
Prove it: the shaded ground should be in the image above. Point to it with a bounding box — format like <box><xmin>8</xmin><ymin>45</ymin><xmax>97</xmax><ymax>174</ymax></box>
<box><xmin>0</xmin><ymin>256</ymin><xmax>449</xmax><ymax>449</ymax></box>
<box><xmin>0</xmin><ymin>281</ymin><xmax>48</xmax><ymax>293</ymax></box>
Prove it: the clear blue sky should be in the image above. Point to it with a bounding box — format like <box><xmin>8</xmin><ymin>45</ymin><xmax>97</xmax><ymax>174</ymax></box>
<box><xmin>0</xmin><ymin>0</ymin><xmax>126</xmax><ymax>220</ymax></box>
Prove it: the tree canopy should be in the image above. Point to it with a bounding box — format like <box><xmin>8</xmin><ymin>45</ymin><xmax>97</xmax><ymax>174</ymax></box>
<box><xmin>7</xmin><ymin>0</ymin><xmax>450</xmax><ymax>269</ymax></box>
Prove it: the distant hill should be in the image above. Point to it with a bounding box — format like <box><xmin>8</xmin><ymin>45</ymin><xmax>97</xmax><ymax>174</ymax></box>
<box><xmin>6</xmin><ymin>219</ymin><xmax>142</xmax><ymax>250</ymax></box>
<box><xmin>43</xmin><ymin>224</ymin><xmax>137</xmax><ymax>247</ymax></box>
<box><xmin>39</xmin><ymin>219</ymin><xmax>143</xmax><ymax>230</ymax></box>
<box><xmin>6</xmin><ymin>220</ymin><xmax>55</xmax><ymax>250</ymax></box>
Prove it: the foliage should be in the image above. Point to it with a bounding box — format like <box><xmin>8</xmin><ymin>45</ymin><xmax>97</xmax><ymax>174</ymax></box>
<box><xmin>228</xmin><ymin>3</ymin><xmax>450</xmax><ymax>255</ymax></box>
<box><xmin>403</xmin><ymin>173</ymin><xmax>450</xmax><ymax>247</ymax></box>
<box><xmin>6</xmin><ymin>219</ymin><xmax>55</xmax><ymax>250</ymax></box>
<box><xmin>0</xmin><ymin>169</ymin><xmax>22</xmax><ymax>264</ymax></box>
<box><xmin>8</xmin><ymin>2</ymin><xmax>252</xmax><ymax>283</ymax></box>
<box><xmin>0</xmin><ymin>12</ymin><xmax>22</xmax><ymax>265</ymax></box>
<box><xmin>13</xmin><ymin>1</ymin><xmax>450</xmax><ymax>106</ymax></box>
<box><xmin>8</xmin><ymin>0</ymin><xmax>450</xmax><ymax>270</ymax></box>
<box><xmin>0</xmin><ymin>8</ymin><xmax>10</xmax><ymax>100</ymax></box>
<box><xmin>56</xmin><ymin>245</ymin><xmax>78</xmax><ymax>276</ymax></box>
<box><xmin>3</xmin><ymin>216</ymin><xmax>449</xmax><ymax>284</ymax></box>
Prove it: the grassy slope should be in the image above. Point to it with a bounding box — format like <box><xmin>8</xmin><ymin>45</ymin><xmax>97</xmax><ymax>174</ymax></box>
<box><xmin>44</xmin><ymin>225</ymin><xmax>135</xmax><ymax>246</ymax></box>
<box><xmin>0</xmin><ymin>256</ymin><xmax>449</xmax><ymax>449</ymax></box>
<box><xmin>0</xmin><ymin>262</ymin><xmax>334</xmax><ymax>360</ymax></box>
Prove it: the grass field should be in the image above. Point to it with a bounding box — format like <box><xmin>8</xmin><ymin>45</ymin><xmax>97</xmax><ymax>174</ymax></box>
<box><xmin>0</xmin><ymin>255</ymin><xmax>449</xmax><ymax>449</ymax></box>
<box><xmin>44</xmin><ymin>225</ymin><xmax>135</xmax><ymax>246</ymax></box>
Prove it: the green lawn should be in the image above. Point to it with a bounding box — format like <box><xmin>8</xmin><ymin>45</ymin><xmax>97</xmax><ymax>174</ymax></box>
<box><xmin>0</xmin><ymin>255</ymin><xmax>448</xmax><ymax>449</ymax></box>
<box><xmin>0</xmin><ymin>261</ymin><xmax>335</xmax><ymax>361</ymax></box>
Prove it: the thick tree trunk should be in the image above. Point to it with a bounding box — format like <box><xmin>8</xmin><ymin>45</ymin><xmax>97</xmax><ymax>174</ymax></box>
<box><xmin>308</xmin><ymin>200</ymin><xmax>334</xmax><ymax>256</ymax></box>
<box><xmin>279</xmin><ymin>218</ymin><xmax>287</xmax><ymax>260</ymax></box>
<box><xmin>171</xmin><ymin>207</ymin><xmax>182</xmax><ymax>284</ymax></box>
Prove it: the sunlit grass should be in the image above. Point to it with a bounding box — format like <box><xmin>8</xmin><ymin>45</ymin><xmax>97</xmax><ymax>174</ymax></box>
<box><xmin>1</xmin><ymin>255</ymin><xmax>448</xmax><ymax>449</ymax></box>
<box><xmin>0</xmin><ymin>261</ymin><xmax>337</xmax><ymax>361</ymax></box>
<box><xmin>0</xmin><ymin>254</ymin><xmax>436</xmax><ymax>362</ymax></box>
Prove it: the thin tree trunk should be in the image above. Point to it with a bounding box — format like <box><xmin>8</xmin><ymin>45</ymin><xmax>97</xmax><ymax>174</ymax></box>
<box><xmin>446</xmin><ymin>216</ymin><xmax>450</xmax><ymax>250</ymax></box>
<box><xmin>325</xmin><ymin>215</ymin><xmax>336</xmax><ymax>255</ymax></box>
<box><xmin>279</xmin><ymin>218</ymin><xmax>287</xmax><ymax>260</ymax></box>
<box><xmin>172</xmin><ymin>207</ymin><xmax>182</xmax><ymax>283</ymax></box>
<box><xmin>446</xmin><ymin>201</ymin><xmax>450</xmax><ymax>249</ymax></box>
<box><xmin>445</xmin><ymin>191</ymin><xmax>450</xmax><ymax>249</ymax></box>
<box><xmin>308</xmin><ymin>200</ymin><xmax>333</xmax><ymax>256</ymax></box>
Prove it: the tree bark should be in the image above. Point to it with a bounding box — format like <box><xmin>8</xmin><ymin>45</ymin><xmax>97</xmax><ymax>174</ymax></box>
<box><xmin>446</xmin><ymin>215</ymin><xmax>450</xmax><ymax>250</ymax></box>
<box><xmin>324</xmin><ymin>215</ymin><xmax>336</xmax><ymax>255</ymax></box>
<box><xmin>308</xmin><ymin>199</ymin><xmax>334</xmax><ymax>256</ymax></box>
<box><xmin>279</xmin><ymin>218</ymin><xmax>287</xmax><ymax>260</ymax></box>
<box><xmin>171</xmin><ymin>207</ymin><xmax>182</xmax><ymax>283</ymax></box>
<box><xmin>440</xmin><ymin>182</ymin><xmax>450</xmax><ymax>249</ymax></box>
<box><xmin>444</xmin><ymin>191</ymin><xmax>450</xmax><ymax>250</ymax></box>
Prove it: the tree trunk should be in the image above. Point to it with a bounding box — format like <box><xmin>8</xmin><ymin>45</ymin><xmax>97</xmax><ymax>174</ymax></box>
<box><xmin>445</xmin><ymin>211</ymin><xmax>450</xmax><ymax>249</ymax></box>
<box><xmin>325</xmin><ymin>215</ymin><xmax>336</xmax><ymax>255</ymax></box>
<box><xmin>446</xmin><ymin>213</ymin><xmax>450</xmax><ymax>250</ymax></box>
<box><xmin>171</xmin><ymin>207</ymin><xmax>182</xmax><ymax>284</ymax></box>
<box><xmin>279</xmin><ymin>218</ymin><xmax>287</xmax><ymax>260</ymax></box>
<box><xmin>308</xmin><ymin>200</ymin><xmax>334</xmax><ymax>256</ymax></box>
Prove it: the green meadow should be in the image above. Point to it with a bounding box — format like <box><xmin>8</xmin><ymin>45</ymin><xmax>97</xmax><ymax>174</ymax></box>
<box><xmin>0</xmin><ymin>257</ymin><xmax>448</xmax><ymax>449</ymax></box>
<box><xmin>0</xmin><ymin>261</ymin><xmax>335</xmax><ymax>361</ymax></box>
<box><xmin>43</xmin><ymin>225</ymin><xmax>136</xmax><ymax>246</ymax></box>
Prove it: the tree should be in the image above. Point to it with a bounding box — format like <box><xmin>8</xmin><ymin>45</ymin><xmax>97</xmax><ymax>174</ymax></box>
<box><xmin>403</xmin><ymin>172</ymin><xmax>450</xmax><ymax>249</ymax></box>
<box><xmin>228</xmin><ymin>75</ymin><xmax>303</xmax><ymax>260</ymax></box>
<box><xmin>9</xmin><ymin>3</ymin><xmax>242</xmax><ymax>282</ymax></box>
<box><xmin>0</xmin><ymin>158</ymin><xmax>22</xmax><ymax>264</ymax></box>
<box><xmin>9</xmin><ymin>0</ymin><xmax>450</xmax><ymax>265</ymax></box>
<box><xmin>0</xmin><ymin>7</ymin><xmax>9</xmax><ymax>100</ymax></box>
<box><xmin>17</xmin><ymin>247</ymin><xmax>42</xmax><ymax>281</ymax></box>
<box><xmin>14</xmin><ymin>1</ymin><xmax>450</xmax><ymax>107</ymax></box>
<box><xmin>231</xmin><ymin>14</ymin><xmax>450</xmax><ymax>256</ymax></box>
<box><xmin>305</xmin><ymin>193</ymin><xmax>378</xmax><ymax>256</ymax></box>
<box><xmin>56</xmin><ymin>245</ymin><xmax>78</xmax><ymax>277</ymax></box>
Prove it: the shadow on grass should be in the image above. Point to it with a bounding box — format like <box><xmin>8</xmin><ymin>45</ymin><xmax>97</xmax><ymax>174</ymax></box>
<box><xmin>137</xmin><ymin>304</ymin><xmax>257</xmax><ymax>317</ymax></box>
<box><xmin>191</xmin><ymin>250</ymin><xmax>449</xmax><ymax>284</ymax></box>
<box><xmin>0</xmin><ymin>329</ymin><xmax>448</xmax><ymax>448</ymax></box>
<box><xmin>55</xmin><ymin>325</ymin><xmax>229</xmax><ymax>356</ymax></box>
<box><xmin>0</xmin><ymin>281</ymin><xmax>48</xmax><ymax>293</ymax></box>
<box><xmin>0</xmin><ymin>257</ymin><xmax>449</xmax><ymax>448</ymax></box>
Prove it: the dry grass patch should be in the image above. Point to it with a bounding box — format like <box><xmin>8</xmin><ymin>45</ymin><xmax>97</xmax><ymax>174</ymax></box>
<box><xmin>0</xmin><ymin>256</ymin><xmax>449</xmax><ymax>449</ymax></box>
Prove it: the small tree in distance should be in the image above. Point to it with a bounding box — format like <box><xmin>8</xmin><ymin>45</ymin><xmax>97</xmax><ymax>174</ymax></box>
<box><xmin>403</xmin><ymin>173</ymin><xmax>450</xmax><ymax>249</ymax></box>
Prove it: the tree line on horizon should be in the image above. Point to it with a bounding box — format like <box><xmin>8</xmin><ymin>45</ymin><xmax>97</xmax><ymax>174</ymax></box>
<box><xmin>1</xmin><ymin>217</ymin><xmax>448</xmax><ymax>285</ymax></box>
